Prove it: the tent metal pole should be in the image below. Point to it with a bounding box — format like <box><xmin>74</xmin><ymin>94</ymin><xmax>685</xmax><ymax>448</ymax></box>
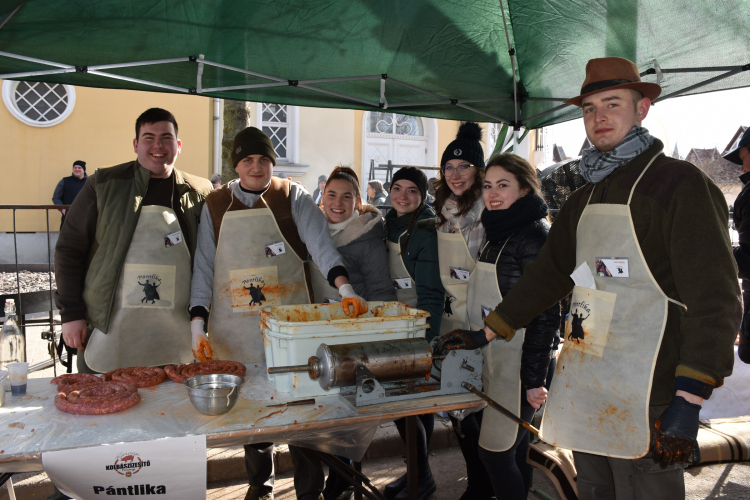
<box><xmin>0</xmin><ymin>50</ymin><xmax>72</xmax><ymax>69</ymax></box>
<box><xmin>213</xmin><ymin>98</ymin><xmax>222</xmax><ymax>175</ymax></box>
<box><xmin>201</xmin><ymin>82</ymin><xmax>289</xmax><ymax>92</ymax></box>
<box><xmin>200</xmin><ymin>60</ymin><xmax>286</xmax><ymax>82</ymax></box>
<box><xmin>87</xmin><ymin>70</ymin><xmax>191</xmax><ymax>93</ymax></box>
<box><xmin>525</xmin><ymin>97</ymin><xmax>568</xmax><ymax>102</ymax></box>
<box><xmin>388</xmin><ymin>100</ymin><xmax>450</xmax><ymax>108</ymax></box>
<box><xmin>0</xmin><ymin>67</ymin><xmax>75</xmax><ymax>79</ymax></box>
<box><xmin>456</xmin><ymin>103</ymin><xmax>510</xmax><ymax>124</ymax></box>
<box><xmin>457</xmin><ymin>97</ymin><xmax>513</xmax><ymax>103</ymax></box>
<box><xmin>87</xmin><ymin>58</ymin><xmax>192</xmax><ymax>71</ymax></box>
<box><xmin>498</xmin><ymin>0</ymin><xmax>519</xmax><ymax>126</ymax></box>
<box><xmin>196</xmin><ymin>54</ymin><xmax>205</xmax><ymax>94</ymax></box>
<box><xmin>521</xmin><ymin>102</ymin><xmax>572</xmax><ymax>125</ymax></box>
<box><xmin>653</xmin><ymin>67</ymin><xmax>747</xmax><ymax>103</ymax></box>
<box><xmin>298</xmin><ymin>75</ymin><xmax>382</xmax><ymax>84</ymax></box>
<box><xmin>641</xmin><ymin>65</ymin><xmax>747</xmax><ymax>76</ymax></box>
<box><xmin>297</xmin><ymin>84</ymin><xmax>379</xmax><ymax>107</ymax></box>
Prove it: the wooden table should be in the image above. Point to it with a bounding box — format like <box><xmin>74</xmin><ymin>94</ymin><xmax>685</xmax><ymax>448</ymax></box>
<box><xmin>0</xmin><ymin>363</ymin><xmax>481</xmax><ymax>499</ymax></box>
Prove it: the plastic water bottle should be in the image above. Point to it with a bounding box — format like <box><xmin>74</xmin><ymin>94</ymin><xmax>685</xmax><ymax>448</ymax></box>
<box><xmin>0</xmin><ymin>299</ymin><xmax>25</xmax><ymax>371</ymax></box>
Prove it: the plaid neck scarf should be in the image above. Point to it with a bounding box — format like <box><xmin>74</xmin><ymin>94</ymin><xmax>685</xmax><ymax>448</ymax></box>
<box><xmin>580</xmin><ymin>126</ymin><xmax>655</xmax><ymax>183</ymax></box>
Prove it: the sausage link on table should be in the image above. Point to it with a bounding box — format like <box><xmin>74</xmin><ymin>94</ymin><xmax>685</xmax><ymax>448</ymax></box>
<box><xmin>103</xmin><ymin>367</ymin><xmax>167</xmax><ymax>388</ymax></box>
<box><xmin>164</xmin><ymin>360</ymin><xmax>246</xmax><ymax>383</ymax></box>
<box><xmin>50</xmin><ymin>373</ymin><xmax>103</xmax><ymax>389</ymax></box>
<box><xmin>54</xmin><ymin>381</ymin><xmax>141</xmax><ymax>415</ymax></box>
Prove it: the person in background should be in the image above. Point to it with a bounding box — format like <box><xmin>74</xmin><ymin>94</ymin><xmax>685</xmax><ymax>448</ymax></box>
<box><xmin>210</xmin><ymin>173</ymin><xmax>222</xmax><ymax>189</ymax></box>
<box><xmin>382</xmin><ymin>167</ymin><xmax>444</xmax><ymax>500</ymax></box>
<box><xmin>433</xmin><ymin>121</ymin><xmax>493</xmax><ymax>499</ymax></box>
<box><xmin>313</xmin><ymin>166</ymin><xmax>396</xmax><ymax>499</ymax></box>
<box><xmin>437</xmin><ymin>153</ymin><xmax>560</xmax><ymax>500</ymax></box>
<box><xmin>189</xmin><ymin>126</ymin><xmax>366</xmax><ymax>500</ymax></box>
<box><xmin>426</xmin><ymin>177</ymin><xmax>437</xmax><ymax>206</ymax></box>
<box><xmin>725</xmin><ymin>127</ymin><xmax>750</xmax><ymax>363</ymax></box>
<box><xmin>52</xmin><ymin>160</ymin><xmax>87</xmax><ymax>229</ymax></box>
<box><xmin>367</xmin><ymin>179</ymin><xmax>388</xmax><ymax>207</ymax></box>
<box><xmin>313</xmin><ymin>174</ymin><xmax>327</xmax><ymax>206</ymax></box>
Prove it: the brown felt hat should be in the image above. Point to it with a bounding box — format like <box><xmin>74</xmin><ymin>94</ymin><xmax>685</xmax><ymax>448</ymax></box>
<box><xmin>564</xmin><ymin>57</ymin><xmax>661</xmax><ymax>107</ymax></box>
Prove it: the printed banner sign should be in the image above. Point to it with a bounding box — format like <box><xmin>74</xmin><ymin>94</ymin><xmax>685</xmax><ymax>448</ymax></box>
<box><xmin>121</xmin><ymin>264</ymin><xmax>176</xmax><ymax>309</ymax></box>
<box><xmin>230</xmin><ymin>266</ymin><xmax>281</xmax><ymax>312</ymax></box>
<box><xmin>42</xmin><ymin>435</ymin><xmax>206</xmax><ymax>499</ymax></box>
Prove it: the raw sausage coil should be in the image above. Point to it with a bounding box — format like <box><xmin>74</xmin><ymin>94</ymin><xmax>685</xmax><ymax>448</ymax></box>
<box><xmin>54</xmin><ymin>381</ymin><xmax>140</xmax><ymax>415</ymax></box>
<box><xmin>164</xmin><ymin>360</ymin><xmax>246</xmax><ymax>383</ymax></box>
<box><xmin>102</xmin><ymin>367</ymin><xmax>166</xmax><ymax>388</ymax></box>
<box><xmin>50</xmin><ymin>373</ymin><xmax>102</xmax><ymax>389</ymax></box>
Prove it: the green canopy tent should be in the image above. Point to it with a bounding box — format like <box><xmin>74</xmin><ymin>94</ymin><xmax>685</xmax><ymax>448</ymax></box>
<box><xmin>0</xmin><ymin>0</ymin><xmax>748</xmax><ymax>131</ymax></box>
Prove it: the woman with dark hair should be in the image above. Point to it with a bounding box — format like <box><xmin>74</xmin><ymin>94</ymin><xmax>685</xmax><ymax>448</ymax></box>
<box><xmin>367</xmin><ymin>179</ymin><xmax>388</xmax><ymax>207</ymax></box>
<box><xmin>383</xmin><ymin>166</ymin><xmax>444</xmax><ymax>500</ymax></box>
<box><xmin>434</xmin><ymin>122</ymin><xmax>493</xmax><ymax>499</ymax></box>
<box><xmin>311</xmin><ymin>166</ymin><xmax>396</xmax><ymax>304</ymax></box>
<box><xmin>436</xmin><ymin>153</ymin><xmax>560</xmax><ymax>500</ymax></box>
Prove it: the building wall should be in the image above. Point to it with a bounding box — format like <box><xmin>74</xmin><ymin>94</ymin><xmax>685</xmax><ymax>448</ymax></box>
<box><xmin>0</xmin><ymin>83</ymin><xmax>212</xmax><ymax>232</ymax></box>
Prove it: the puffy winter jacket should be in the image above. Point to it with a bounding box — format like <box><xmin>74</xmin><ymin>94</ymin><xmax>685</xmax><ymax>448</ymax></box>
<box><xmin>479</xmin><ymin>219</ymin><xmax>560</xmax><ymax>392</ymax></box>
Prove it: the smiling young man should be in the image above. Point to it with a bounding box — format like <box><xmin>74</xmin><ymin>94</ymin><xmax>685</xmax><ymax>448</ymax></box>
<box><xmin>54</xmin><ymin>108</ymin><xmax>213</xmax><ymax>375</ymax></box>
<box><xmin>436</xmin><ymin>57</ymin><xmax>740</xmax><ymax>500</ymax></box>
<box><xmin>188</xmin><ymin>126</ymin><xmax>365</xmax><ymax>500</ymax></box>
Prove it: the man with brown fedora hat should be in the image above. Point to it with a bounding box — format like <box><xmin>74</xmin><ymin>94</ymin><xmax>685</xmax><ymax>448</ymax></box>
<box><xmin>436</xmin><ymin>56</ymin><xmax>740</xmax><ymax>499</ymax></box>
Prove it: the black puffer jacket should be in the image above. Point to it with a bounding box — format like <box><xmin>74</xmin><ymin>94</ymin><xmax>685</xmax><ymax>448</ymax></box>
<box><xmin>479</xmin><ymin>219</ymin><xmax>560</xmax><ymax>392</ymax></box>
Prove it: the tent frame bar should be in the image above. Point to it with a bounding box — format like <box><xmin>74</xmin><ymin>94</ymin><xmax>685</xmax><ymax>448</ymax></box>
<box><xmin>0</xmin><ymin>50</ymin><xmax>747</xmax><ymax>125</ymax></box>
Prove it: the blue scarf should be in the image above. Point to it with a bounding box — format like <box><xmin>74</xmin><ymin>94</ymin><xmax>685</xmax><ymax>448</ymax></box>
<box><xmin>580</xmin><ymin>126</ymin><xmax>655</xmax><ymax>183</ymax></box>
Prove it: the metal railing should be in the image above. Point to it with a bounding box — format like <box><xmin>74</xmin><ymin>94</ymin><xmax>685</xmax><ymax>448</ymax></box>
<box><xmin>0</xmin><ymin>204</ymin><xmax>69</xmax><ymax>375</ymax></box>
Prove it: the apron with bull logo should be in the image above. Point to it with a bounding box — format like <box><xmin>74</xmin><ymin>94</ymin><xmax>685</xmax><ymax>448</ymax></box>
<box><xmin>85</xmin><ymin>205</ymin><xmax>193</xmax><ymax>372</ymax></box>
<box><xmin>208</xmin><ymin>185</ymin><xmax>310</xmax><ymax>363</ymax></box>
<box><xmin>539</xmin><ymin>153</ymin><xmax>687</xmax><ymax>458</ymax></box>
<box><xmin>466</xmin><ymin>239</ymin><xmax>525</xmax><ymax>452</ymax></box>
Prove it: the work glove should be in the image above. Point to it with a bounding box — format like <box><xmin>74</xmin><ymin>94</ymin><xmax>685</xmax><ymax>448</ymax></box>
<box><xmin>338</xmin><ymin>284</ymin><xmax>368</xmax><ymax>318</ymax></box>
<box><xmin>433</xmin><ymin>329</ymin><xmax>490</xmax><ymax>356</ymax></box>
<box><xmin>650</xmin><ymin>395</ymin><xmax>701</xmax><ymax>466</ymax></box>
<box><xmin>191</xmin><ymin>318</ymin><xmax>213</xmax><ymax>362</ymax></box>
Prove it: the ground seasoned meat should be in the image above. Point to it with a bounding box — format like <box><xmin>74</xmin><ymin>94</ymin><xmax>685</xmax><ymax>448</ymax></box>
<box><xmin>164</xmin><ymin>360</ymin><xmax>247</xmax><ymax>383</ymax></box>
<box><xmin>102</xmin><ymin>367</ymin><xmax>166</xmax><ymax>388</ymax></box>
<box><xmin>54</xmin><ymin>381</ymin><xmax>140</xmax><ymax>415</ymax></box>
<box><xmin>50</xmin><ymin>373</ymin><xmax>102</xmax><ymax>389</ymax></box>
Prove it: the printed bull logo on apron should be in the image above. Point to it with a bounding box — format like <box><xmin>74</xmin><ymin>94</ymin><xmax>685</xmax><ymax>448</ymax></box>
<box><xmin>437</xmin><ymin>224</ymin><xmax>476</xmax><ymax>333</ymax></box>
<box><xmin>466</xmin><ymin>239</ymin><xmax>525</xmax><ymax>452</ymax></box>
<box><xmin>539</xmin><ymin>153</ymin><xmax>687</xmax><ymax>459</ymax></box>
<box><xmin>86</xmin><ymin>206</ymin><xmax>193</xmax><ymax>372</ymax></box>
<box><xmin>209</xmin><ymin>185</ymin><xmax>310</xmax><ymax>364</ymax></box>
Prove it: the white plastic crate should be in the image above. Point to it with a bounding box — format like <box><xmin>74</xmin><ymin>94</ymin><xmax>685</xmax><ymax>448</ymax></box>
<box><xmin>261</xmin><ymin>301</ymin><xmax>429</xmax><ymax>397</ymax></box>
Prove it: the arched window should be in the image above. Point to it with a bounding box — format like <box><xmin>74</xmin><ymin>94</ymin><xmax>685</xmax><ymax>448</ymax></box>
<box><xmin>2</xmin><ymin>81</ymin><xmax>76</xmax><ymax>127</ymax></box>
<box><xmin>367</xmin><ymin>112</ymin><xmax>424</xmax><ymax>137</ymax></box>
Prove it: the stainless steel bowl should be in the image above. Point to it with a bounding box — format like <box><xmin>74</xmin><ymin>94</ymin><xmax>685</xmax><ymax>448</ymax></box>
<box><xmin>184</xmin><ymin>374</ymin><xmax>244</xmax><ymax>415</ymax></box>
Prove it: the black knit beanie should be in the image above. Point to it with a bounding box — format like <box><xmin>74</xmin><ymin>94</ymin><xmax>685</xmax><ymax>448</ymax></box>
<box><xmin>391</xmin><ymin>167</ymin><xmax>428</xmax><ymax>202</ymax></box>
<box><xmin>73</xmin><ymin>160</ymin><xmax>86</xmax><ymax>172</ymax></box>
<box><xmin>440</xmin><ymin>122</ymin><xmax>485</xmax><ymax>169</ymax></box>
<box><xmin>231</xmin><ymin>127</ymin><xmax>277</xmax><ymax>167</ymax></box>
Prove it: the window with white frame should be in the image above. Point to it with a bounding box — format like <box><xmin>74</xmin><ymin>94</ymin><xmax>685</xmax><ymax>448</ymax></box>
<box><xmin>258</xmin><ymin>103</ymin><xmax>299</xmax><ymax>163</ymax></box>
<box><xmin>2</xmin><ymin>80</ymin><xmax>76</xmax><ymax>127</ymax></box>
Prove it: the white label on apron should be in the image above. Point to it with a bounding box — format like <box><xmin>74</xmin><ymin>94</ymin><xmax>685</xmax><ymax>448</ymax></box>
<box><xmin>564</xmin><ymin>287</ymin><xmax>617</xmax><ymax>357</ymax></box>
<box><xmin>392</xmin><ymin>277</ymin><xmax>413</xmax><ymax>289</ymax></box>
<box><xmin>450</xmin><ymin>267</ymin><xmax>470</xmax><ymax>281</ymax></box>
<box><xmin>481</xmin><ymin>305</ymin><xmax>492</xmax><ymax>320</ymax></box>
<box><xmin>265</xmin><ymin>241</ymin><xmax>286</xmax><ymax>257</ymax></box>
<box><xmin>121</xmin><ymin>264</ymin><xmax>176</xmax><ymax>309</ymax></box>
<box><xmin>162</xmin><ymin>210</ymin><xmax>177</xmax><ymax>225</ymax></box>
<box><xmin>164</xmin><ymin>230</ymin><xmax>183</xmax><ymax>247</ymax></box>
<box><xmin>595</xmin><ymin>257</ymin><xmax>629</xmax><ymax>277</ymax></box>
<box><xmin>230</xmin><ymin>266</ymin><xmax>281</xmax><ymax>311</ymax></box>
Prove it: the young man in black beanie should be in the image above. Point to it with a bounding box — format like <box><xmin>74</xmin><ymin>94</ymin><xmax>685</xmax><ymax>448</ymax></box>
<box><xmin>52</xmin><ymin>160</ymin><xmax>88</xmax><ymax>229</ymax></box>
<box><xmin>189</xmin><ymin>126</ymin><xmax>366</xmax><ymax>500</ymax></box>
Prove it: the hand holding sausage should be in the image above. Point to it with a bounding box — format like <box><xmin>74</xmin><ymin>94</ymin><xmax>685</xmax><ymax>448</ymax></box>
<box><xmin>191</xmin><ymin>318</ymin><xmax>213</xmax><ymax>362</ymax></box>
<box><xmin>338</xmin><ymin>284</ymin><xmax>368</xmax><ymax>318</ymax></box>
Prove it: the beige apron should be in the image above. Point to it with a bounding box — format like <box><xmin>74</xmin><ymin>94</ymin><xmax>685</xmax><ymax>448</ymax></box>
<box><xmin>85</xmin><ymin>206</ymin><xmax>192</xmax><ymax>372</ymax></box>
<box><xmin>467</xmin><ymin>240</ymin><xmax>525</xmax><ymax>452</ymax></box>
<box><xmin>310</xmin><ymin>260</ymin><xmax>341</xmax><ymax>303</ymax></box>
<box><xmin>437</xmin><ymin>225</ymin><xmax>475</xmax><ymax>334</ymax></box>
<box><xmin>387</xmin><ymin>232</ymin><xmax>419</xmax><ymax>307</ymax></box>
<box><xmin>539</xmin><ymin>154</ymin><xmax>687</xmax><ymax>458</ymax></box>
<box><xmin>208</xmin><ymin>188</ymin><xmax>310</xmax><ymax>363</ymax></box>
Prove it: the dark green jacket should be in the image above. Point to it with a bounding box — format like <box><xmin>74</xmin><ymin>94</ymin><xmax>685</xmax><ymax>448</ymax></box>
<box><xmin>385</xmin><ymin>205</ymin><xmax>444</xmax><ymax>340</ymax></box>
<box><xmin>485</xmin><ymin>140</ymin><xmax>741</xmax><ymax>405</ymax></box>
<box><xmin>56</xmin><ymin>160</ymin><xmax>211</xmax><ymax>332</ymax></box>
